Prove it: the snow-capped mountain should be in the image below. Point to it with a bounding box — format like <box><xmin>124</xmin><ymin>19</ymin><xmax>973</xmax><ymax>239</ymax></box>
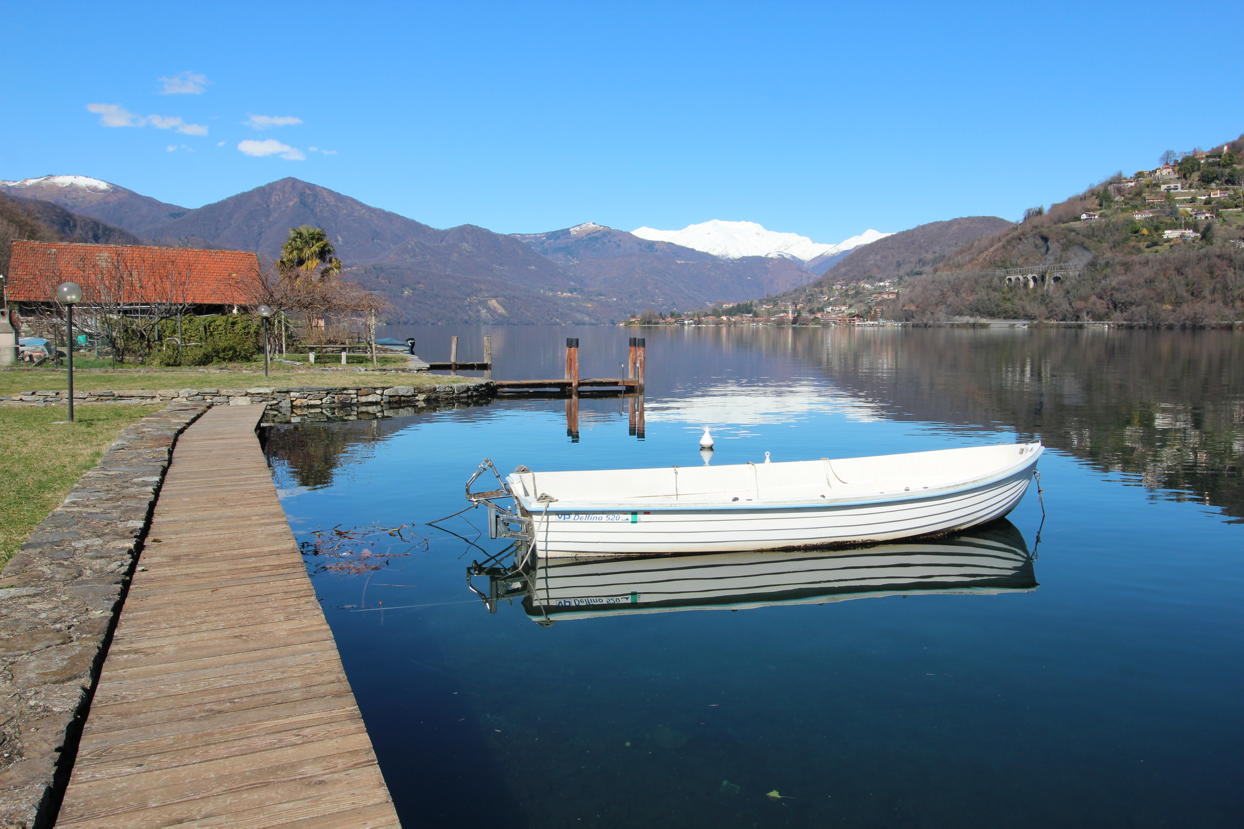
<box><xmin>631</xmin><ymin>219</ymin><xmax>889</xmax><ymax>262</ymax></box>
<box><xmin>0</xmin><ymin>174</ymin><xmax>114</xmax><ymax>192</ymax></box>
<box><xmin>0</xmin><ymin>174</ymin><xmax>186</xmax><ymax>235</ymax></box>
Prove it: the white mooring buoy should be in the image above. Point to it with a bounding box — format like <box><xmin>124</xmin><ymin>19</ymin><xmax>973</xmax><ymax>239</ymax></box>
<box><xmin>764</xmin><ymin>451</ymin><xmax>771</xmax><ymax>464</ymax></box>
<box><xmin>699</xmin><ymin>426</ymin><xmax>714</xmax><ymax>450</ymax></box>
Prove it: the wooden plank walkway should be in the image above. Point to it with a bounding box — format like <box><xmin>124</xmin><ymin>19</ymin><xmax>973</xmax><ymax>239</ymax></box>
<box><xmin>57</xmin><ymin>405</ymin><xmax>399</xmax><ymax>828</ymax></box>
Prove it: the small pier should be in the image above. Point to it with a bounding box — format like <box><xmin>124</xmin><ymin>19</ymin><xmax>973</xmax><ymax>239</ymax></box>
<box><xmin>421</xmin><ymin>334</ymin><xmax>494</xmax><ymax>372</ymax></box>
<box><xmin>56</xmin><ymin>406</ymin><xmax>398</xmax><ymax>827</ymax></box>
<box><xmin>494</xmin><ymin>336</ymin><xmax>646</xmax><ymax>396</ymax></box>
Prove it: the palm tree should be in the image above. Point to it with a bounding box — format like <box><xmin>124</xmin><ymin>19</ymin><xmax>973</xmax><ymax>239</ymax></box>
<box><xmin>278</xmin><ymin>225</ymin><xmax>342</xmax><ymax>280</ymax></box>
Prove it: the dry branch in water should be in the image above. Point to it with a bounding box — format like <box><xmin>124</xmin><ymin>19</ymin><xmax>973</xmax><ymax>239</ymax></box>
<box><xmin>299</xmin><ymin>523</ymin><xmax>426</xmax><ymax>574</ymax></box>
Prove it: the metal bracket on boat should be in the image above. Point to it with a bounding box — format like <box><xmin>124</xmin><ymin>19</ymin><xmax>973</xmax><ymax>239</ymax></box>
<box><xmin>466</xmin><ymin>458</ymin><xmax>532</xmax><ymax>542</ymax></box>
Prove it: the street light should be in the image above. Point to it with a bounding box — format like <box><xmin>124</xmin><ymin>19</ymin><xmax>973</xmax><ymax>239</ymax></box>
<box><xmin>57</xmin><ymin>281</ymin><xmax>83</xmax><ymax>422</ymax></box>
<box><xmin>257</xmin><ymin>304</ymin><xmax>273</xmax><ymax>377</ymax></box>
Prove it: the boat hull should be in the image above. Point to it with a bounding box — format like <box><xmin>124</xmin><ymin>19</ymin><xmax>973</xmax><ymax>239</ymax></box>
<box><xmin>512</xmin><ymin>444</ymin><xmax>1041</xmax><ymax>558</ymax></box>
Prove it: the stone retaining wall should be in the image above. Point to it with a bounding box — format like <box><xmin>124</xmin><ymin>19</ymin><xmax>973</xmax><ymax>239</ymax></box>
<box><xmin>3</xmin><ymin>379</ymin><xmax>495</xmax><ymax>411</ymax></box>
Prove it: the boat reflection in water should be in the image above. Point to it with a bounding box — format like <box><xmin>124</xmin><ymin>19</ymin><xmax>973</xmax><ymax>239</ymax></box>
<box><xmin>467</xmin><ymin>519</ymin><xmax>1036</xmax><ymax>625</ymax></box>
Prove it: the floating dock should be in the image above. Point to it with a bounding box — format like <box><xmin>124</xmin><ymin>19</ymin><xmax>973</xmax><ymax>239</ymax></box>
<box><xmin>56</xmin><ymin>406</ymin><xmax>398</xmax><ymax>827</ymax></box>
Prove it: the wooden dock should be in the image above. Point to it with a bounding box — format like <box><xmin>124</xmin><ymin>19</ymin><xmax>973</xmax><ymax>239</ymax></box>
<box><xmin>56</xmin><ymin>406</ymin><xmax>399</xmax><ymax>828</ymax></box>
<box><xmin>494</xmin><ymin>377</ymin><xmax>640</xmax><ymax>394</ymax></box>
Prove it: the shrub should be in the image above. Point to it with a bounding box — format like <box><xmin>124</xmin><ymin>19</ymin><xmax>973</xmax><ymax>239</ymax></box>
<box><xmin>152</xmin><ymin>315</ymin><xmax>262</xmax><ymax>366</ymax></box>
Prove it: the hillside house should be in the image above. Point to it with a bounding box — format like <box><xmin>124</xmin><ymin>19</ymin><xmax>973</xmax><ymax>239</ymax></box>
<box><xmin>1080</xmin><ymin>211</ymin><xmax>1100</xmax><ymax>221</ymax></box>
<box><xmin>1133</xmin><ymin>210</ymin><xmax>1157</xmax><ymax>220</ymax></box>
<box><xmin>1210</xmin><ymin>190</ymin><xmax>1230</xmax><ymax>199</ymax></box>
<box><xmin>1154</xmin><ymin>165</ymin><xmax>1178</xmax><ymax>179</ymax></box>
<box><xmin>5</xmin><ymin>240</ymin><xmax>261</xmax><ymax>337</ymax></box>
<box><xmin>1192</xmin><ymin>210</ymin><xmax>1214</xmax><ymax>221</ymax></box>
<box><xmin>1160</xmin><ymin>182</ymin><xmax>1183</xmax><ymax>192</ymax></box>
<box><xmin>1162</xmin><ymin>229</ymin><xmax>1200</xmax><ymax>240</ymax></box>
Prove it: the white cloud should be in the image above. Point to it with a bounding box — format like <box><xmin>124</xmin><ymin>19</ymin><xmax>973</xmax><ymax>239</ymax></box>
<box><xmin>87</xmin><ymin>103</ymin><xmax>140</xmax><ymax>127</ymax></box>
<box><xmin>237</xmin><ymin>138</ymin><xmax>306</xmax><ymax>161</ymax></box>
<box><xmin>147</xmin><ymin>114</ymin><xmax>208</xmax><ymax>135</ymax></box>
<box><xmin>160</xmin><ymin>71</ymin><xmax>210</xmax><ymax>95</ymax></box>
<box><xmin>166</xmin><ymin>144</ymin><xmax>193</xmax><ymax>153</ymax></box>
<box><xmin>245</xmin><ymin>114</ymin><xmax>302</xmax><ymax>130</ymax></box>
<box><xmin>87</xmin><ymin>103</ymin><xmax>207</xmax><ymax>135</ymax></box>
<box><xmin>308</xmin><ymin>146</ymin><xmax>339</xmax><ymax>156</ymax></box>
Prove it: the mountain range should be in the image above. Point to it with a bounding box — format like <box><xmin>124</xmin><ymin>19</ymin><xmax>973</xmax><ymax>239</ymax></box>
<box><xmin>630</xmin><ymin>219</ymin><xmax>888</xmax><ymax>266</ymax></box>
<box><xmin>0</xmin><ymin>174</ymin><xmax>991</xmax><ymax>323</ymax></box>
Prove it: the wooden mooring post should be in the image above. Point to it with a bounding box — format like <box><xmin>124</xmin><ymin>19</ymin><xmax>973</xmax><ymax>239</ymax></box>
<box><xmin>449</xmin><ymin>335</ymin><xmax>459</xmax><ymax>370</ymax></box>
<box><xmin>630</xmin><ymin>337</ymin><xmax>646</xmax><ymax>391</ymax></box>
<box><xmin>483</xmin><ymin>335</ymin><xmax>493</xmax><ymax>380</ymax></box>
<box><xmin>564</xmin><ymin>337</ymin><xmax>580</xmax><ymax>395</ymax></box>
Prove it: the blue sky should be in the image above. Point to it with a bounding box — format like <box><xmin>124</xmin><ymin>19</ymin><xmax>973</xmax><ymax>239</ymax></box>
<box><xmin>3</xmin><ymin>0</ymin><xmax>1242</xmax><ymax>242</ymax></box>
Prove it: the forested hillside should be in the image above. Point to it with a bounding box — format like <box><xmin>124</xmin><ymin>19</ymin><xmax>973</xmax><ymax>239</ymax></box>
<box><xmin>0</xmin><ymin>193</ymin><xmax>141</xmax><ymax>276</ymax></box>
<box><xmin>896</xmin><ymin>135</ymin><xmax>1244</xmax><ymax>324</ymax></box>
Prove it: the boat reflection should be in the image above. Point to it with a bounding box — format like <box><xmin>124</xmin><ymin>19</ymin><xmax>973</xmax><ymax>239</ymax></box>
<box><xmin>466</xmin><ymin>519</ymin><xmax>1036</xmax><ymax>624</ymax></box>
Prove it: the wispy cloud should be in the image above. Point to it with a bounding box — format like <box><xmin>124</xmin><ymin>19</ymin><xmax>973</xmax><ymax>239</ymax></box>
<box><xmin>166</xmin><ymin>144</ymin><xmax>194</xmax><ymax>153</ymax></box>
<box><xmin>237</xmin><ymin>138</ymin><xmax>305</xmax><ymax>161</ymax></box>
<box><xmin>87</xmin><ymin>103</ymin><xmax>208</xmax><ymax>135</ymax></box>
<box><xmin>160</xmin><ymin>71</ymin><xmax>210</xmax><ymax>95</ymax></box>
<box><xmin>245</xmin><ymin>114</ymin><xmax>302</xmax><ymax>130</ymax></box>
<box><xmin>308</xmin><ymin>146</ymin><xmax>339</xmax><ymax>156</ymax></box>
<box><xmin>86</xmin><ymin>102</ymin><xmax>140</xmax><ymax>127</ymax></box>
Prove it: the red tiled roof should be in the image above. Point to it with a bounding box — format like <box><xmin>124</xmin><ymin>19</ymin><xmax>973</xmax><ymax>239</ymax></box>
<box><xmin>6</xmin><ymin>241</ymin><xmax>261</xmax><ymax>306</ymax></box>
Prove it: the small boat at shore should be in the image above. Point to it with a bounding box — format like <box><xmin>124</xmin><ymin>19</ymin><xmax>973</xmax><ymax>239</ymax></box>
<box><xmin>466</xmin><ymin>442</ymin><xmax>1043</xmax><ymax>559</ymax></box>
<box><xmin>467</xmin><ymin>520</ymin><xmax>1037</xmax><ymax>623</ymax></box>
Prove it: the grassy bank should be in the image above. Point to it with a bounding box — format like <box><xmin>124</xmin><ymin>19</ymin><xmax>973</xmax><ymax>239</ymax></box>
<box><xmin>0</xmin><ymin>365</ymin><xmax>470</xmax><ymax>396</ymax></box>
<box><xmin>0</xmin><ymin>404</ymin><xmax>162</xmax><ymax>566</ymax></box>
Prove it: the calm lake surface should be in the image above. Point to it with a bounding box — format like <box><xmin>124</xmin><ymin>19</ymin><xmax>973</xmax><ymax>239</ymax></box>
<box><xmin>264</xmin><ymin>326</ymin><xmax>1244</xmax><ymax>828</ymax></box>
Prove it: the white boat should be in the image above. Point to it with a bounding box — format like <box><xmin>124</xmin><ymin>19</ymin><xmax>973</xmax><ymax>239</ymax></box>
<box><xmin>467</xmin><ymin>442</ymin><xmax>1043</xmax><ymax>559</ymax></box>
<box><xmin>467</xmin><ymin>521</ymin><xmax>1036</xmax><ymax>623</ymax></box>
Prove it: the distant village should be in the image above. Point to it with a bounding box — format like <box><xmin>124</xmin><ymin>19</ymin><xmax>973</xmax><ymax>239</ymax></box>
<box><xmin>1076</xmin><ymin>142</ymin><xmax>1244</xmax><ymax>241</ymax></box>
<box><xmin>626</xmin><ymin>278</ymin><xmax>900</xmax><ymax>327</ymax></box>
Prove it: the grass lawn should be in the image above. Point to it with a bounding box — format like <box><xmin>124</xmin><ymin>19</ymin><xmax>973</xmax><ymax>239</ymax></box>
<box><xmin>0</xmin><ymin>364</ymin><xmax>471</xmax><ymax>396</ymax></box>
<box><xmin>0</xmin><ymin>404</ymin><xmax>163</xmax><ymax>566</ymax></box>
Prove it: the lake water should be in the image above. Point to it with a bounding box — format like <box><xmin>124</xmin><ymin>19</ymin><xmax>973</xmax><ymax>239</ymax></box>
<box><xmin>263</xmin><ymin>326</ymin><xmax>1244</xmax><ymax>828</ymax></box>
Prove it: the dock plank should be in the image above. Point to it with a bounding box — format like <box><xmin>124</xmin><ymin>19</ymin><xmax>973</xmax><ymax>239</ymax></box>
<box><xmin>57</xmin><ymin>405</ymin><xmax>398</xmax><ymax>827</ymax></box>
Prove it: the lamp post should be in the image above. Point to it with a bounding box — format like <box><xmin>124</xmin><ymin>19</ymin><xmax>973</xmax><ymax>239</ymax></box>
<box><xmin>57</xmin><ymin>282</ymin><xmax>83</xmax><ymax>422</ymax></box>
<box><xmin>258</xmin><ymin>304</ymin><xmax>273</xmax><ymax>378</ymax></box>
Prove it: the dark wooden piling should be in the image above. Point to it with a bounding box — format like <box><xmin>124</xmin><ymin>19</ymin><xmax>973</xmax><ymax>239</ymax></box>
<box><xmin>565</xmin><ymin>337</ymin><xmax>580</xmax><ymax>395</ymax></box>
<box><xmin>634</xmin><ymin>337</ymin><xmax>646</xmax><ymax>391</ymax></box>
